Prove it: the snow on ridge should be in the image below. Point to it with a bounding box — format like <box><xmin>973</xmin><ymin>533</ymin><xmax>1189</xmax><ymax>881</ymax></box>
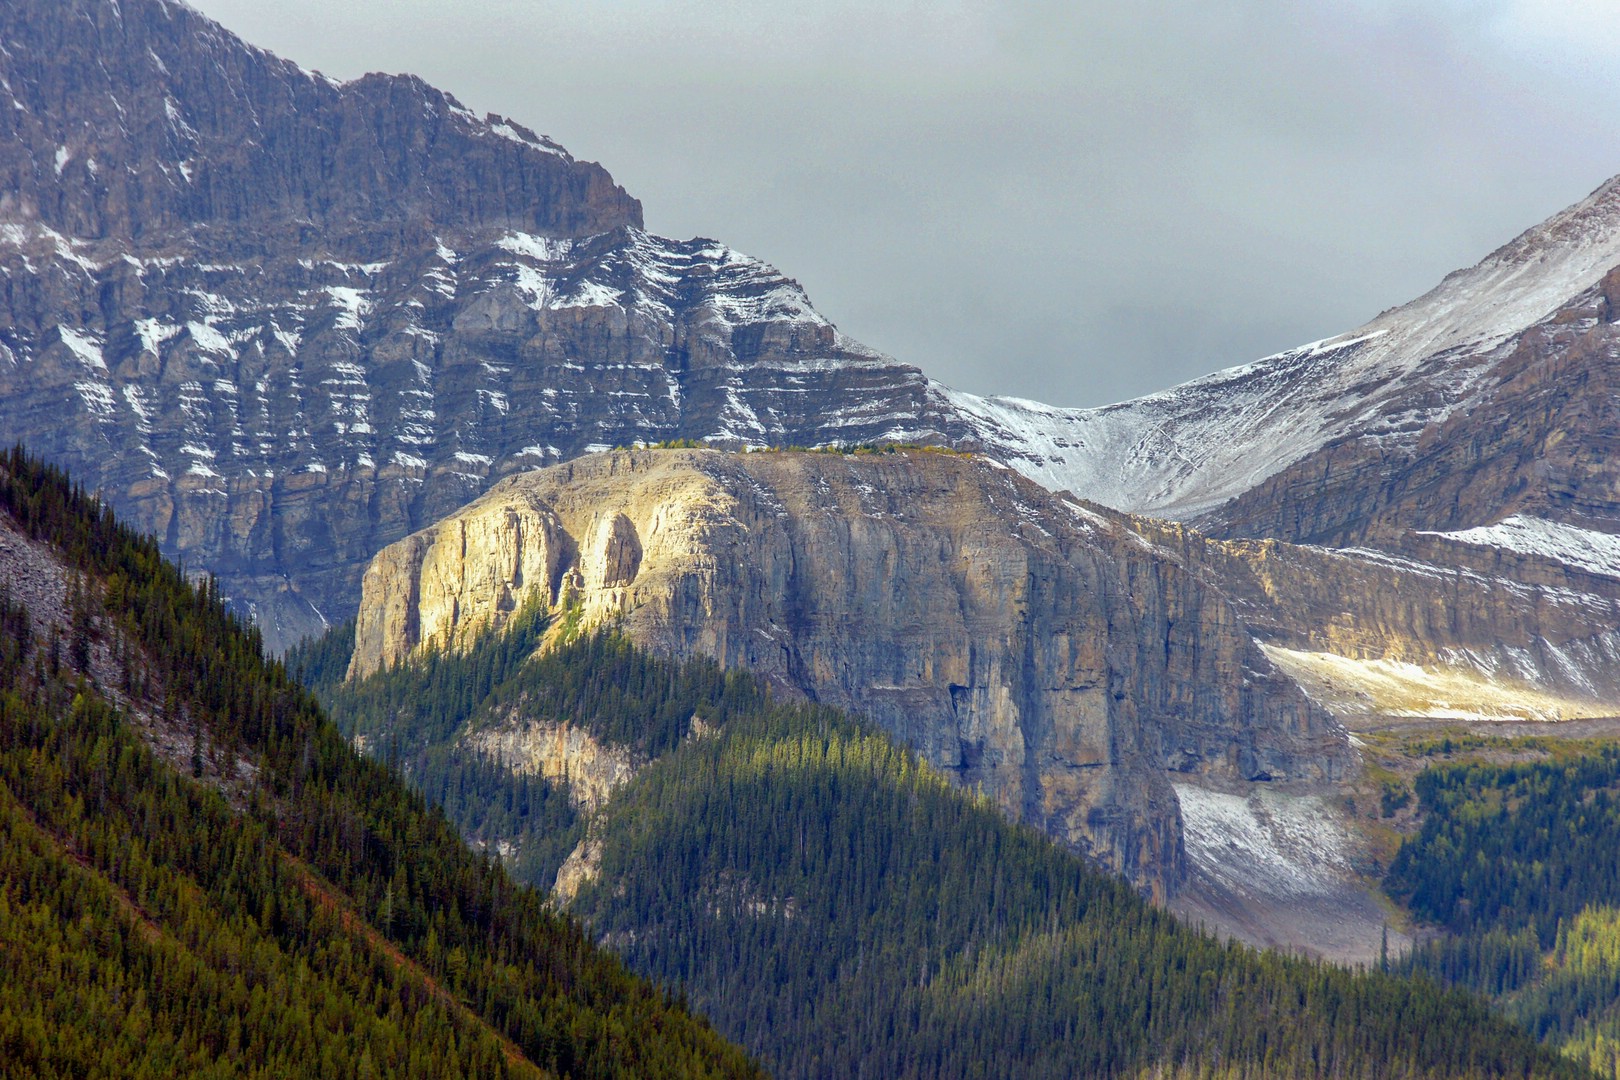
<box><xmin>481</xmin><ymin>117</ymin><xmax>566</xmax><ymax>158</ymax></box>
<box><xmin>186</xmin><ymin>320</ymin><xmax>236</xmax><ymax>357</ymax></box>
<box><xmin>135</xmin><ymin>317</ymin><xmax>182</xmax><ymax>355</ymax></box>
<box><xmin>121</xmin><ymin>385</ymin><xmax>153</xmax><ymax>429</ymax></box>
<box><xmin>937</xmin><ymin>176</ymin><xmax>1620</xmax><ymax>519</ymax></box>
<box><xmin>1426</xmin><ymin>515</ymin><xmax>1620</xmax><ymax>580</ymax></box>
<box><xmin>496</xmin><ymin>231</ymin><xmax>569</xmax><ymax>262</ymax></box>
<box><xmin>1262</xmin><ymin>644</ymin><xmax>1609</xmax><ymax>723</ymax></box>
<box><xmin>705</xmin><ymin>281</ymin><xmax>827</xmax><ymax>328</ymax></box>
<box><xmin>323</xmin><ymin>286</ymin><xmax>371</xmax><ymax>331</ymax></box>
<box><xmin>510</xmin><ymin>265</ymin><xmax>554</xmax><ymax>308</ymax></box>
<box><xmin>0</xmin><ymin>222</ymin><xmax>108</xmax><ymax>272</ymax></box>
<box><xmin>554</xmin><ymin>280</ymin><xmax>622</xmax><ymax>310</ymax></box>
<box><xmin>74</xmin><ymin>380</ymin><xmax>117</xmax><ymax>417</ymax></box>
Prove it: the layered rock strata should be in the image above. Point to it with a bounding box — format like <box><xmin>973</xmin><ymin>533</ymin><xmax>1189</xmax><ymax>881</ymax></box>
<box><xmin>0</xmin><ymin>0</ymin><xmax>956</xmax><ymax>651</ymax></box>
<box><xmin>1131</xmin><ymin>517</ymin><xmax>1620</xmax><ymax>722</ymax></box>
<box><xmin>349</xmin><ymin>448</ymin><xmax>1351</xmax><ymax>896</ymax></box>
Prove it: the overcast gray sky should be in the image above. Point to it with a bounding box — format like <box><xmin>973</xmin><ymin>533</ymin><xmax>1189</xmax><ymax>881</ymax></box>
<box><xmin>192</xmin><ymin>0</ymin><xmax>1620</xmax><ymax>408</ymax></box>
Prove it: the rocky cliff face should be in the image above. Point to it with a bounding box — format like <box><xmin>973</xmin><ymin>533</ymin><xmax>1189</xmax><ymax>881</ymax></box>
<box><xmin>464</xmin><ymin>719</ymin><xmax>640</xmax><ymax>814</ymax></box>
<box><xmin>0</xmin><ymin>0</ymin><xmax>963</xmax><ymax>652</ymax></box>
<box><xmin>1130</xmin><ymin>518</ymin><xmax>1620</xmax><ymax>723</ymax></box>
<box><xmin>349</xmin><ymin>448</ymin><xmax>1351</xmax><ymax>897</ymax></box>
<box><xmin>937</xmin><ymin>177</ymin><xmax>1620</xmax><ymax>738</ymax></box>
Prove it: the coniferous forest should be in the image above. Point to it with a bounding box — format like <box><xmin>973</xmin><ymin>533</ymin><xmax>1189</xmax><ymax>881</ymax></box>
<box><xmin>0</xmin><ymin>446</ymin><xmax>762</xmax><ymax>1079</ymax></box>
<box><xmin>1389</xmin><ymin>745</ymin><xmax>1620</xmax><ymax>1076</ymax></box>
<box><xmin>293</xmin><ymin>587</ymin><xmax>1584</xmax><ymax>1078</ymax></box>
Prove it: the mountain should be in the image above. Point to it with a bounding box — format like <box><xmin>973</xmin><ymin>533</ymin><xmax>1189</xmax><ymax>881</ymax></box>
<box><xmin>0</xmin><ymin>445</ymin><xmax>762</xmax><ymax>1078</ymax></box>
<box><xmin>948</xmin><ymin>175</ymin><xmax>1620</xmax><ymax>530</ymax></box>
<box><xmin>942</xmin><ymin>175</ymin><xmax>1620</xmax><ymax>774</ymax></box>
<box><xmin>0</xmin><ymin>0</ymin><xmax>964</xmax><ymax>653</ymax></box>
<box><xmin>335</xmin><ymin>444</ymin><xmax>1620</xmax><ymax>959</ymax></box>
<box><xmin>11</xmin><ymin>0</ymin><xmax>1620</xmax><ymax>967</ymax></box>
<box><xmin>0</xmin><ymin>432</ymin><xmax>1578</xmax><ymax>1078</ymax></box>
<box><xmin>11</xmin><ymin>0</ymin><xmax>1620</xmax><ymax>679</ymax></box>
<box><xmin>291</xmin><ymin>606</ymin><xmax>1583</xmax><ymax>1080</ymax></box>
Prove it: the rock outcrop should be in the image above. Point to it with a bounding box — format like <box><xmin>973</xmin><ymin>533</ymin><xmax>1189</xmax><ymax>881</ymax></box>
<box><xmin>349</xmin><ymin>448</ymin><xmax>1351</xmax><ymax>897</ymax></box>
<box><xmin>464</xmin><ymin>719</ymin><xmax>639</xmax><ymax>814</ymax></box>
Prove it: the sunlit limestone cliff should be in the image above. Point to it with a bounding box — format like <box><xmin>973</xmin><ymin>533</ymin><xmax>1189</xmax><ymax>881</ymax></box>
<box><xmin>344</xmin><ymin>445</ymin><xmax>1620</xmax><ymax>956</ymax></box>
<box><xmin>348</xmin><ymin>447</ymin><xmax>1351</xmax><ymax>899</ymax></box>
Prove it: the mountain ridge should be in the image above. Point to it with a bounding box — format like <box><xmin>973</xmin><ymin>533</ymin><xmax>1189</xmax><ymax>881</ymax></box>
<box><xmin>1</xmin><ymin>0</ymin><xmax>641</xmax><ymax>246</ymax></box>
<box><xmin>942</xmin><ymin>172</ymin><xmax>1620</xmax><ymax>522</ymax></box>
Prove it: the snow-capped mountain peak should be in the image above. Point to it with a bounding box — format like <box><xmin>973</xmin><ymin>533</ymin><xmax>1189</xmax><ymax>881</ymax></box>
<box><xmin>942</xmin><ymin>173</ymin><xmax>1620</xmax><ymax>520</ymax></box>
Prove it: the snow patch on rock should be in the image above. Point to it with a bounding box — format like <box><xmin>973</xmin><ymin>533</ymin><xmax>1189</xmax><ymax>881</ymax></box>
<box><xmin>1174</xmin><ymin>783</ymin><xmax>1353</xmax><ymax>900</ymax></box>
<box><xmin>1427</xmin><ymin>516</ymin><xmax>1620</xmax><ymax>580</ymax></box>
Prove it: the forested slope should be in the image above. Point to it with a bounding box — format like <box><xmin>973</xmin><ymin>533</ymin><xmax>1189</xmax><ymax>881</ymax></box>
<box><xmin>1390</xmin><ymin>743</ymin><xmax>1620</xmax><ymax>1076</ymax></box>
<box><xmin>295</xmin><ymin>614</ymin><xmax>1583</xmax><ymax>1079</ymax></box>
<box><xmin>0</xmin><ymin>447</ymin><xmax>761</xmax><ymax>1080</ymax></box>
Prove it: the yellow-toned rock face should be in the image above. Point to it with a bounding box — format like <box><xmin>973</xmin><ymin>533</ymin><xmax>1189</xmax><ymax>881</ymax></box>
<box><xmin>349</xmin><ymin>452</ymin><xmax>748</xmax><ymax>678</ymax></box>
<box><xmin>350</xmin><ymin>448</ymin><xmax>1351</xmax><ymax>896</ymax></box>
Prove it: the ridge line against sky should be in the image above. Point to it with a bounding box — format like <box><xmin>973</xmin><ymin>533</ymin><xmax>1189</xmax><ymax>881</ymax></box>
<box><xmin>189</xmin><ymin>0</ymin><xmax>1620</xmax><ymax>408</ymax></box>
